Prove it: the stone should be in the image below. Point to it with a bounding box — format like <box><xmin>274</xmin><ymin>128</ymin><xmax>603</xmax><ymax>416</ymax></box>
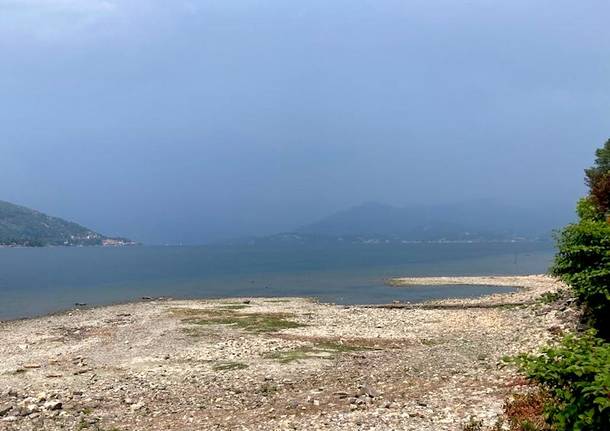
<box><xmin>25</xmin><ymin>404</ymin><xmax>39</xmax><ymax>414</ymax></box>
<box><xmin>1</xmin><ymin>416</ymin><xmax>18</xmax><ymax>422</ymax></box>
<box><xmin>358</xmin><ymin>383</ymin><xmax>381</xmax><ymax>398</ymax></box>
<box><xmin>0</xmin><ymin>404</ymin><xmax>13</xmax><ymax>417</ymax></box>
<box><xmin>23</xmin><ymin>363</ymin><xmax>41</xmax><ymax>369</ymax></box>
<box><xmin>43</xmin><ymin>401</ymin><xmax>62</xmax><ymax>411</ymax></box>
<box><xmin>130</xmin><ymin>402</ymin><xmax>145</xmax><ymax>412</ymax></box>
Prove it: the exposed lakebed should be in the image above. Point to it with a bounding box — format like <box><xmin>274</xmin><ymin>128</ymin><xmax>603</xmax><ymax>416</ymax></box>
<box><xmin>0</xmin><ymin>276</ymin><xmax>576</xmax><ymax>430</ymax></box>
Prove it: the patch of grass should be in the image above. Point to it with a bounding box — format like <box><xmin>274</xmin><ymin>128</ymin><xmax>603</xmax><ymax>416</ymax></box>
<box><xmin>170</xmin><ymin>307</ymin><xmax>220</xmax><ymax>317</ymax></box>
<box><xmin>182</xmin><ymin>327</ymin><xmax>204</xmax><ymax>337</ymax></box>
<box><xmin>257</xmin><ymin>382</ymin><xmax>278</xmax><ymax>395</ymax></box>
<box><xmin>78</xmin><ymin>419</ymin><xmax>122</xmax><ymax>431</ymax></box>
<box><xmin>212</xmin><ymin>361</ymin><xmax>249</xmax><ymax>372</ymax></box>
<box><xmin>266</xmin><ymin>340</ymin><xmax>369</xmax><ymax>364</ymax></box>
<box><xmin>421</xmin><ymin>338</ymin><xmax>445</xmax><ymax>346</ymax></box>
<box><xmin>537</xmin><ymin>290</ymin><xmax>565</xmax><ymax>305</ymax></box>
<box><xmin>266</xmin><ymin>348</ymin><xmax>325</xmax><ymax>364</ymax></box>
<box><xmin>462</xmin><ymin>417</ymin><xmax>505</xmax><ymax>431</ymax></box>
<box><xmin>316</xmin><ymin>340</ymin><xmax>367</xmax><ymax>353</ymax></box>
<box><xmin>171</xmin><ymin>307</ymin><xmax>306</xmax><ymax>333</ymax></box>
<box><xmin>497</xmin><ymin>303</ymin><xmax>523</xmax><ymax>310</ymax></box>
<box><xmin>462</xmin><ymin>418</ymin><xmax>485</xmax><ymax>431</ymax></box>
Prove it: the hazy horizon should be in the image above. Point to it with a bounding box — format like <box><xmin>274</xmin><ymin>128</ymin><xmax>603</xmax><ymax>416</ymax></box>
<box><xmin>2</xmin><ymin>0</ymin><xmax>608</xmax><ymax>244</ymax></box>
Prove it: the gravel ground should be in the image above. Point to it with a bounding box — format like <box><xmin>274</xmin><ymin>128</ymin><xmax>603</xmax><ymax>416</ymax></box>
<box><xmin>0</xmin><ymin>275</ymin><xmax>578</xmax><ymax>431</ymax></box>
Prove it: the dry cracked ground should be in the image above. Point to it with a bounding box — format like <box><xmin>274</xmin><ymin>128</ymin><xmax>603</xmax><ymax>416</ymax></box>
<box><xmin>0</xmin><ymin>275</ymin><xmax>578</xmax><ymax>431</ymax></box>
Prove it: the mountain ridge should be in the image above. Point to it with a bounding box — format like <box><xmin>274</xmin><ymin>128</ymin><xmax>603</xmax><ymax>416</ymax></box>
<box><xmin>294</xmin><ymin>200</ymin><xmax>572</xmax><ymax>241</ymax></box>
<box><xmin>0</xmin><ymin>200</ymin><xmax>134</xmax><ymax>247</ymax></box>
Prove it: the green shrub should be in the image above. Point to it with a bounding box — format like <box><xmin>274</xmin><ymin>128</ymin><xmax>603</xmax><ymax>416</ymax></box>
<box><xmin>577</xmin><ymin>197</ymin><xmax>605</xmax><ymax>222</ymax></box>
<box><xmin>552</xmin><ymin>220</ymin><xmax>610</xmax><ymax>335</ymax></box>
<box><xmin>515</xmin><ymin>331</ymin><xmax>610</xmax><ymax>431</ymax></box>
<box><xmin>513</xmin><ymin>139</ymin><xmax>610</xmax><ymax>431</ymax></box>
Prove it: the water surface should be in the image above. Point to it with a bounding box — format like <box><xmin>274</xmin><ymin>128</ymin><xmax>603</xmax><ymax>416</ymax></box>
<box><xmin>0</xmin><ymin>242</ymin><xmax>554</xmax><ymax>320</ymax></box>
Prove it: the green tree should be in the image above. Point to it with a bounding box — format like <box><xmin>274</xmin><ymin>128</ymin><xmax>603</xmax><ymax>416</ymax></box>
<box><xmin>552</xmin><ymin>139</ymin><xmax>610</xmax><ymax>336</ymax></box>
<box><xmin>585</xmin><ymin>139</ymin><xmax>610</xmax><ymax>216</ymax></box>
<box><xmin>518</xmin><ymin>139</ymin><xmax>610</xmax><ymax>431</ymax></box>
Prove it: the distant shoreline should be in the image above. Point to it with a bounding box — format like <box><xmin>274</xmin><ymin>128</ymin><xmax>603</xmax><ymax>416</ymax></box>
<box><xmin>0</xmin><ymin>241</ymin><xmax>139</xmax><ymax>249</ymax></box>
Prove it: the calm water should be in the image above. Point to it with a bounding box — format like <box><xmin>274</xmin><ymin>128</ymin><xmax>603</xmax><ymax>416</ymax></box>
<box><xmin>0</xmin><ymin>242</ymin><xmax>554</xmax><ymax>320</ymax></box>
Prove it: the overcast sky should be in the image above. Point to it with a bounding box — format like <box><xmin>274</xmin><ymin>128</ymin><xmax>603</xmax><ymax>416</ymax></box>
<box><xmin>1</xmin><ymin>0</ymin><xmax>609</xmax><ymax>243</ymax></box>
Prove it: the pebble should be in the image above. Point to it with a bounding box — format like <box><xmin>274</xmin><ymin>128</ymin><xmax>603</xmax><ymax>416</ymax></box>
<box><xmin>130</xmin><ymin>402</ymin><xmax>145</xmax><ymax>412</ymax></box>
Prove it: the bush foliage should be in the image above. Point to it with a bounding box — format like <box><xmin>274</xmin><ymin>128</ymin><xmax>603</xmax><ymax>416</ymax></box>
<box><xmin>515</xmin><ymin>331</ymin><xmax>610</xmax><ymax>431</ymax></box>
<box><xmin>513</xmin><ymin>139</ymin><xmax>610</xmax><ymax>431</ymax></box>
<box><xmin>552</xmin><ymin>220</ymin><xmax>610</xmax><ymax>334</ymax></box>
<box><xmin>551</xmin><ymin>139</ymin><xmax>610</xmax><ymax>335</ymax></box>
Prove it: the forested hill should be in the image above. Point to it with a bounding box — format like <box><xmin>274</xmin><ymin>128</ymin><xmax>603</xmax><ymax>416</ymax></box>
<box><xmin>0</xmin><ymin>200</ymin><xmax>132</xmax><ymax>247</ymax></box>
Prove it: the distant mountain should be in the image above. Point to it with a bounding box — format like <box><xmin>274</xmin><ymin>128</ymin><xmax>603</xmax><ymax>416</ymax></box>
<box><xmin>0</xmin><ymin>200</ymin><xmax>134</xmax><ymax>247</ymax></box>
<box><xmin>294</xmin><ymin>200</ymin><xmax>573</xmax><ymax>242</ymax></box>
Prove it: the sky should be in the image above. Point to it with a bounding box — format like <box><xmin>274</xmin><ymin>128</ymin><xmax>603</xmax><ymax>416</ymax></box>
<box><xmin>1</xmin><ymin>0</ymin><xmax>609</xmax><ymax>244</ymax></box>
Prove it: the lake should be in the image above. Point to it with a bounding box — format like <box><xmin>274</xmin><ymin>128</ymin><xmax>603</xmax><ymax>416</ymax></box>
<box><xmin>0</xmin><ymin>241</ymin><xmax>555</xmax><ymax>320</ymax></box>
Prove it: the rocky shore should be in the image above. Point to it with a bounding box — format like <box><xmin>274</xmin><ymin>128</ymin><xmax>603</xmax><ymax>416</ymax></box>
<box><xmin>0</xmin><ymin>275</ymin><xmax>577</xmax><ymax>430</ymax></box>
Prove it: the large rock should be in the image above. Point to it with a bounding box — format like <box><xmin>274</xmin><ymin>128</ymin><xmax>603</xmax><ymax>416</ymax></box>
<box><xmin>0</xmin><ymin>404</ymin><xmax>13</xmax><ymax>417</ymax></box>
